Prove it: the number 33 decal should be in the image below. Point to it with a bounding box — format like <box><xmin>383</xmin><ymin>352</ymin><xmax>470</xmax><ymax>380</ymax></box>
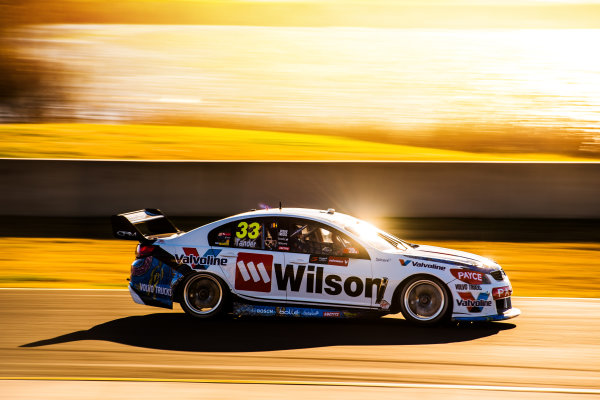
<box><xmin>236</xmin><ymin>221</ymin><xmax>260</xmax><ymax>239</ymax></box>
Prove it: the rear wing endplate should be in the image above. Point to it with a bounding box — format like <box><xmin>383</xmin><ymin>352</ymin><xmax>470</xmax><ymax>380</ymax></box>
<box><xmin>111</xmin><ymin>209</ymin><xmax>181</xmax><ymax>242</ymax></box>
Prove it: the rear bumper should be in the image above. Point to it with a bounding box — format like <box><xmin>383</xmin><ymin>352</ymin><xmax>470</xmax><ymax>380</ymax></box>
<box><xmin>452</xmin><ymin>307</ymin><xmax>521</xmax><ymax>322</ymax></box>
<box><xmin>128</xmin><ymin>284</ymin><xmax>146</xmax><ymax>305</ymax></box>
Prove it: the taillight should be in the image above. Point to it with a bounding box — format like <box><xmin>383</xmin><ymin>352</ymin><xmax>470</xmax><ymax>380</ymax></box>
<box><xmin>136</xmin><ymin>244</ymin><xmax>155</xmax><ymax>258</ymax></box>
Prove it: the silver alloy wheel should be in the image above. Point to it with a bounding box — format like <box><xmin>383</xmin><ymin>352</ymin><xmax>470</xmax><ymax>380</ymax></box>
<box><xmin>403</xmin><ymin>279</ymin><xmax>446</xmax><ymax>322</ymax></box>
<box><xmin>183</xmin><ymin>274</ymin><xmax>223</xmax><ymax>316</ymax></box>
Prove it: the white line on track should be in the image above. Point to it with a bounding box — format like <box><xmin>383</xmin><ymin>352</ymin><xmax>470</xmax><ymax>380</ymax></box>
<box><xmin>0</xmin><ymin>378</ymin><xmax>598</xmax><ymax>395</ymax></box>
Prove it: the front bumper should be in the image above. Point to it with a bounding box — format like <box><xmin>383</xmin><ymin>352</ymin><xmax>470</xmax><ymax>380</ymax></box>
<box><xmin>452</xmin><ymin>307</ymin><xmax>521</xmax><ymax>322</ymax></box>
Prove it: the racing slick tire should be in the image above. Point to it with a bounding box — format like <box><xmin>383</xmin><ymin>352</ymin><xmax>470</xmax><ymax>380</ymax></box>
<box><xmin>399</xmin><ymin>275</ymin><xmax>451</xmax><ymax>326</ymax></box>
<box><xmin>180</xmin><ymin>273</ymin><xmax>229</xmax><ymax>319</ymax></box>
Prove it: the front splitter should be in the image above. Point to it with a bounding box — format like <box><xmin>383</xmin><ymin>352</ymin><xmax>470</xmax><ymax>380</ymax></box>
<box><xmin>452</xmin><ymin>307</ymin><xmax>521</xmax><ymax>322</ymax></box>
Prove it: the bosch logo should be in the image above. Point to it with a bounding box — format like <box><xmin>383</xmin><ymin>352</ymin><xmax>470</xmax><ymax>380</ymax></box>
<box><xmin>235</xmin><ymin>253</ymin><xmax>273</xmax><ymax>292</ymax></box>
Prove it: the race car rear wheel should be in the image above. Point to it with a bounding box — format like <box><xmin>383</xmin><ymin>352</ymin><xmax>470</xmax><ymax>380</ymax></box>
<box><xmin>181</xmin><ymin>274</ymin><xmax>227</xmax><ymax>318</ymax></box>
<box><xmin>399</xmin><ymin>276</ymin><xmax>450</xmax><ymax>326</ymax></box>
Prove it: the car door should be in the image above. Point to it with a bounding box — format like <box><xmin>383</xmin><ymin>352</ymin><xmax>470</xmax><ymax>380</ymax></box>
<box><xmin>282</xmin><ymin>218</ymin><xmax>373</xmax><ymax>309</ymax></box>
<box><xmin>208</xmin><ymin>217</ymin><xmax>286</xmax><ymax>302</ymax></box>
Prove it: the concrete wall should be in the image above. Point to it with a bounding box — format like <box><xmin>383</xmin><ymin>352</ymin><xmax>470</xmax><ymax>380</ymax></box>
<box><xmin>1</xmin><ymin>159</ymin><xmax>599</xmax><ymax>218</ymax></box>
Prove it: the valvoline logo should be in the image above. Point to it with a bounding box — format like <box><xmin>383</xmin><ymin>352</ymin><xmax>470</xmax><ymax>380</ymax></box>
<box><xmin>174</xmin><ymin>248</ymin><xmax>226</xmax><ymax>269</ymax></box>
<box><xmin>235</xmin><ymin>252</ymin><xmax>273</xmax><ymax>292</ymax></box>
<box><xmin>456</xmin><ymin>292</ymin><xmax>492</xmax><ymax>312</ymax></box>
<box><xmin>399</xmin><ymin>259</ymin><xmax>411</xmax><ymax>266</ymax></box>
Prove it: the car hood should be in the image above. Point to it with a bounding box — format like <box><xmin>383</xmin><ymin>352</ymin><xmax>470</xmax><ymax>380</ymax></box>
<box><xmin>404</xmin><ymin>244</ymin><xmax>501</xmax><ymax>271</ymax></box>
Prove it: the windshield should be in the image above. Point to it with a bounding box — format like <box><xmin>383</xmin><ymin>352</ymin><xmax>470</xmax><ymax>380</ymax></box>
<box><xmin>344</xmin><ymin>219</ymin><xmax>408</xmax><ymax>252</ymax></box>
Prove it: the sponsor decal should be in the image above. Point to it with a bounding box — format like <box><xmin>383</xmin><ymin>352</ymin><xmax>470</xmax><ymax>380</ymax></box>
<box><xmin>379</xmin><ymin>300</ymin><xmax>391</xmax><ymax>310</ymax></box>
<box><xmin>130</xmin><ymin>257</ymin><xmax>175</xmax><ymax>306</ymax></box>
<box><xmin>328</xmin><ymin>256</ymin><xmax>349</xmax><ymax>266</ymax></box>
<box><xmin>401</xmin><ymin>254</ymin><xmax>481</xmax><ymax>270</ymax></box>
<box><xmin>455</xmin><ymin>283</ymin><xmax>482</xmax><ymax>291</ymax></box>
<box><xmin>376</xmin><ymin>258</ymin><xmax>391</xmax><ymax>262</ymax></box>
<box><xmin>298</xmin><ymin>309</ymin><xmax>320</xmax><ymax>317</ymax></box>
<box><xmin>134</xmin><ymin>263</ymin><xmax>174</xmax><ymax>299</ymax></box>
<box><xmin>277</xmin><ymin>229</ymin><xmax>289</xmax><ymax>250</ymax></box>
<box><xmin>492</xmin><ymin>286</ymin><xmax>512</xmax><ymax>300</ymax></box>
<box><xmin>174</xmin><ymin>248</ymin><xmax>227</xmax><ymax>268</ymax></box>
<box><xmin>265</xmin><ymin>238</ymin><xmax>278</xmax><ymax>250</ymax></box>
<box><xmin>234</xmin><ymin>237</ymin><xmax>258</xmax><ymax>248</ymax></box>
<box><xmin>410</xmin><ymin>253</ymin><xmax>478</xmax><ymax>269</ymax></box>
<box><xmin>274</xmin><ymin>264</ymin><xmax>388</xmax><ymax>300</ymax></box>
<box><xmin>216</xmin><ymin>231</ymin><xmax>231</xmax><ymax>246</ymax></box>
<box><xmin>310</xmin><ymin>255</ymin><xmax>329</xmax><ymax>264</ymax></box>
<box><xmin>116</xmin><ymin>230</ymin><xmax>137</xmax><ymax>238</ymax></box>
<box><xmin>236</xmin><ymin>221</ymin><xmax>261</xmax><ymax>240</ymax></box>
<box><xmin>412</xmin><ymin>261</ymin><xmax>446</xmax><ymax>271</ymax></box>
<box><xmin>137</xmin><ymin>282</ymin><xmax>172</xmax><ymax>296</ymax></box>
<box><xmin>343</xmin><ymin>247</ymin><xmax>359</xmax><ymax>255</ymax></box>
<box><xmin>323</xmin><ymin>311</ymin><xmax>341</xmax><ymax>317</ymax></box>
<box><xmin>235</xmin><ymin>252</ymin><xmax>273</xmax><ymax>292</ymax></box>
<box><xmin>235</xmin><ymin>304</ymin><xmax>277</xmax><ymax>316</ymax></box>
<box><xmin>309</xmin><ymin>255</ymin><xmax>349</xmax><ymax>267</ymax></box>
<box><xmin>131</xmin><ymin>256</ymin><xmax>152</xmax><ymax>277</ymax></box>
<box><xmin>451</xmin><ymin>269</ymin><xmax>484</xmax><ymax>285</ymax></box>
<box><xmin>232</xmin><ymin>303</ymin><xmax>373</xmax><ymax>319</ymax></box>
<box><xmin>456</xmin><ymin>292</ymin><xmax>492</xmax><ymax>312</ymax></box>
<box><xmin>277</xmin><ymin>307</ymin><xmax>300</xmax><ymax>316</ymax></box>
<box><xmin>148</xmin><ymin>266</ymin><xmax>164</xmax><ymax>294</ymax></box>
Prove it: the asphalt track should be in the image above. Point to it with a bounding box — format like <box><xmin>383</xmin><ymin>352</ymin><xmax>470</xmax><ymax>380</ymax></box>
<box><xmin>1</xmin><ymin>289</ymin><xmax>599</xmax><ymax>399</ymax></box>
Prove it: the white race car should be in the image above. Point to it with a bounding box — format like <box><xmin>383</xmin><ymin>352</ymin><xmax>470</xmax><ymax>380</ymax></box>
<box><xmin>111</xmin><ymin>208</ymin><xmax>520</xmax><ymax>325</ymax></box>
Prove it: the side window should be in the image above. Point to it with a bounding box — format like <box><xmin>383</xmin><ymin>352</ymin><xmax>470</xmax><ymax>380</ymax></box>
<box><xmin>334</xmin><ymin>233</ymin><xmax>363</xmax><ymax>257</ymax></box>
<box><xmin>263</xmin><ymin>220</ymin><xmax>278</xmax><ymax>251</ymax></box>
<box><xmin>233</xmin><ymin>219</ymin><xmax>264</xmax><ymax>249</ymax></box>
<box><xmin>208</xmin><ymin>222</ymin><xmax>234</xmax><ymax>247</ymax></box>
<box><xmin>264</xmin><ymin>218</ymin><xmax>290</xmax><ymax>252</ymax></box>
<box><xmin>210</xmin><ymin>218</ymin><xmax>363</xmax><ymax>255</ymax></box>
<box><xmin>288</xmin><ymin>219</ymin><xmax>366</xmax><ymax>258</ymax></box>
<box><xmin>230</xmin><ymin>218</ymin><xmax>289</xmax><ymax>252</ymax></box>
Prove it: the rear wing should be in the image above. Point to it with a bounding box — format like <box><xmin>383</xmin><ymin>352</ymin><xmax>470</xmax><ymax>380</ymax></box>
<box><xmin>111</xmin><ymin>209</ymin><xmax>181</xmax><ymax>242</ymax></box>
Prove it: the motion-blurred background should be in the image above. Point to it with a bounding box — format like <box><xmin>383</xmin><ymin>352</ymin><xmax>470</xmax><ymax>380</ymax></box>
<box><xmin>1</xmin><ymin>0</ymin><xmax>600</xmax><ymax>159</ymax></box>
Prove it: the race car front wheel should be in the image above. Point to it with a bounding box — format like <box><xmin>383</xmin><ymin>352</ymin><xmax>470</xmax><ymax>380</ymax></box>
<box><xmin>399</xmin><ymin>276</ymin><xmax>450</xmax><ymax>326</ymax></box>
<box><xmin>181</xmin><ymin>274</ymin><xmax>228</xmax><ymax>318</ymax></box>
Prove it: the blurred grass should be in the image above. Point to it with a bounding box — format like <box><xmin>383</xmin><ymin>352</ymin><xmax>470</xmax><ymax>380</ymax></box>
<box><xmin>0</xmin><ymin>238</ymin><xmax>133</xmax><ymax>289</ymax></box>
<box><xmin>1</xmin><ymin>237</ymin><xmax>598</xmax><ymax>297</ymax></box>
<box><xmin>0</xmin><ymin>123</ymin><xmax>595</xmax><ymax>161</ymax></box>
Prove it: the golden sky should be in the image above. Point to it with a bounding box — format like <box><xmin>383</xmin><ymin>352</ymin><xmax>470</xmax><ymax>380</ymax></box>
<box><xmin>5</xmin><ymin>0</ymin><xmax>598</xmax><ymax>28</ymax></box>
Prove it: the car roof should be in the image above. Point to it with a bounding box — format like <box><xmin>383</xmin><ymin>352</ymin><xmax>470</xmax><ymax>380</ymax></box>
<box><xmin>175</xmin><ymin>208</ymin><xmax>366</xmax><ymax>244</ymax></box>
<box><xmin>227</xmin><ymin>207</ymin><xmax>357</xmax><ymax>228</ymax></box>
